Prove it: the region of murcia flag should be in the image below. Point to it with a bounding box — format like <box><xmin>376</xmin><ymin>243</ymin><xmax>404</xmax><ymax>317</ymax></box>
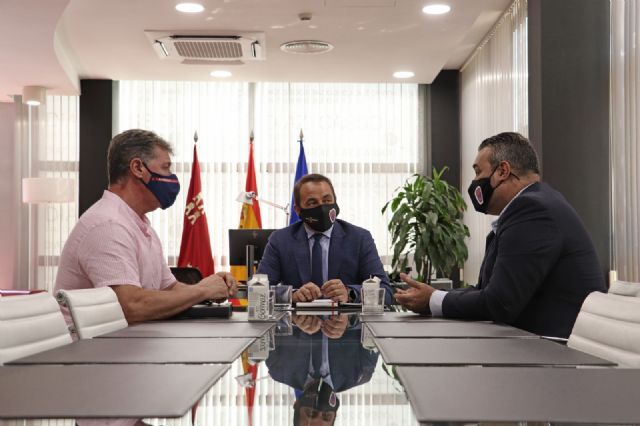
<box><xmin>178</xmin><ymin>142</ymin><xmax>215</xmax><ymax>276</ymax></box>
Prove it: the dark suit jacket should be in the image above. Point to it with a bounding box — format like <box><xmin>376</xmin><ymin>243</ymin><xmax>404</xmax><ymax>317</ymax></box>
<box><xmin>265</xmin><ymin>326</ymin><xmax>379</xmax><ymax>392</ymax></box>
<box><xmin>257</xmin><ymin>219</ymin><xmax>392</xmax><ymax>304</ymax></box>
<box><xmin>442</xmin><ymin>182</ymin><xmax>606</xmax><ymax>338</ymax></box>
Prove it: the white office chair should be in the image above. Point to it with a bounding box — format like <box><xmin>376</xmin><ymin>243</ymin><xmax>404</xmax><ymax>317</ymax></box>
<box><xmin>608</xmin><ymin>280</ymin><xmax>640</xmax><ymax>297</ymax></box>
<box><xmin>56</xmin><ymin>286</ymin><xmax>128</xmax><ymax>339</ymax></box>
<box><xmin>0</xmin><ymin>292</ymin><xmax>72</xmax><ymax>365</ymax></box>
<box><xmin>568</xmin><ymin>290</ymin><xmax>640</xmax><ymax>367</ymax></box>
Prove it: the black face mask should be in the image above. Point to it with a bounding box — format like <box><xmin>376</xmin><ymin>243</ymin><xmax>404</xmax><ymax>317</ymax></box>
<box><xmin>298</xmin><ymin>379</ymin><xmax>340</xmax><ymax>413</ymax></box>
<box><xmin>298</xmin><ymin>203</ymin><xmax>340</xmax><ymax>232</ymax></box>
<box><xmin>467</xmin><ymin>168</ymin><xmax>496</xmax><ymax>214</ymax></box>
<box><xmin>467</xmin><ymin>166</ymin><xmax>518</xmax><ymax>214</ymax></box>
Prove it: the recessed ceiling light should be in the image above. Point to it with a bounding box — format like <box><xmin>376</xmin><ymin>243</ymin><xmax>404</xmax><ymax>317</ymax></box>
<box><xmin>175</xmin><ymin>3</ymin><xmax>205</xmax><ymax>13</ymax></box>
<box><xmin>210</xmin><ymin>70</ymin><xmax>232</xmax><ymax>78</ymax></box>
<box><xmin>393</xmin><ymin>71</ymin><xmax>415</xmax><ymax>79</ymax></box>
<box><xmin>422</xmin><ymin>4</ymin><xmax>451</xmax><ymax>15</ymax></box>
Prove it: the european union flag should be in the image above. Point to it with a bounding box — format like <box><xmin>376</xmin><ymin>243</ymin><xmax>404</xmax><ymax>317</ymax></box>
<box><xmin>289</xmin><ymin>137</ymin><xmax>308</xmax><ymax>224</ymax></box>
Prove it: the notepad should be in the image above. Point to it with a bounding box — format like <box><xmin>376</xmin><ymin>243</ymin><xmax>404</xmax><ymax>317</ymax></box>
<box><xmin>295</xmin><ymin>299</ymin><xmax>338</xmax><ymax>309</ymax></box>
<box><xmin>294</xmin><ymin>299</ymin><xmax>362</xmax><ymax>314</ymax></box>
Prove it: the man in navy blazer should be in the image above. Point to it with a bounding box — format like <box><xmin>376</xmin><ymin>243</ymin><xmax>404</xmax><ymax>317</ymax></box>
<box><xmin>257</xmin><ymin>173</ymin><xmax>392</xmax><ymax>304</ymax></box>
<box><xmin>396</xmin><ymin>132</ymin><xmax>606</xmax><ymax>338</ymax></box>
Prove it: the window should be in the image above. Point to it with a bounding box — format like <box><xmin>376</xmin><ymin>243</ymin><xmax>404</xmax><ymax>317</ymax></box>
<box><xmin>117</xmin><ymin>81</ymin><xmax>420</xmax><ymax>270</ymax></box>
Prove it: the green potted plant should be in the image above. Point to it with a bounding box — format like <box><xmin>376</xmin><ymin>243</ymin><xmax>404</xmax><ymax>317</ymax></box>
<box><xmin>382</xmin><ymin>167</ymin><xmax>469</xmax><ymax>284</ymax></box>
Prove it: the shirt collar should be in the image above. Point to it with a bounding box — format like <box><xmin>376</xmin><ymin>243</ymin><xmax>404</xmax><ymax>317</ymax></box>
<box><xmin>103</xmin><ymin>190</ymin><xmax>151</xmax><ymax>235</ymax></box>
<box><xmin>490</xmin><ymin>183</ymin><xmax>535</xmax><ymax>232</ymax></box>
<box><xmin>304</xmin><ymin>223</ymin><xmax>334</xmax><ymax>240</ymax></box>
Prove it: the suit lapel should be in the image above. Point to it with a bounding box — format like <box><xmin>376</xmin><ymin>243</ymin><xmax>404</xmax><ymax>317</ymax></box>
<box><xmin>293</xmin><ymin>225</ymin><xmax>311</xmax><ymax>283</ymax></box>
<box><xmin>328</xmin><ymin>221</ymin><xmax>345</xmax><ymax>280</ymax></box>
<box><xmin>478</xmin><ymin>231</ymin><xmax>497</xmax><ymax>288</ymax></box>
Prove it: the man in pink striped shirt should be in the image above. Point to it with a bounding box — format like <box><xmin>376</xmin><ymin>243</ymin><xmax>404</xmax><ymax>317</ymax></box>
<box><xmin>55</xmin><ymin>129</ymin><xmax>235</xmax><ymax>323</ymax></box>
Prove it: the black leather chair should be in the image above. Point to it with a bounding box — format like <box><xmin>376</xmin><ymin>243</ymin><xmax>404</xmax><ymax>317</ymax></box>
<box><xmin>170</xmin><ymin>267</ymin><xmax>203</xmax><ymax>284</ymax></box>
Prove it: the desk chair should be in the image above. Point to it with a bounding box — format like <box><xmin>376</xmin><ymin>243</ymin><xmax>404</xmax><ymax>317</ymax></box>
<box><xmin>608</xmin><ymin>280</ymin><xmax>640</xmax><ymax>297</ymax></box>
<box><xmin>0</xmin><ymin>292</ymin><xmax>72</xmax><ymax>364</ymax></box>
<box><xmin>568</xmin><ymin>290</ymin><xmax>640</xmax><ymax>367</ymax></box>
<box><xmin>170</xmin><ymin>266</ymin><xmax>203</xmax><ymax>284</ymax></box>
<box><xmin>56</xmin><ymin>287</ymin><xmax>128</xmax><ymax>339</ymax></box>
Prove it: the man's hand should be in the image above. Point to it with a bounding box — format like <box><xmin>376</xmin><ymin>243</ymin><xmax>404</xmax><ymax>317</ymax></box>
<box><xmin>215</xmin><ymin>271</ymin><xmax>238</xmax><ymax>297</ymax></box>
<box><xmin>321</xmin><ymin>314</ymin><xmax>348</xmax><ymax>339</ymax></box>
<box><xmin>293</xmin><ymin>282</ymin><xmax>323</xmax><ymax>302</ymax></box>
<box><xmin>321</xmin><ymin>279</ymin><xmax>348</xmax><ymax>303</ymax></box>
<box><xmin>292</xmin><ymin>313</ymin><xmax>323</xmax><ymax>335</ymax></box>
<box><xmin>198</xmin><ymin>274</ymin><xmax>232</xmax><ymax>303</ymax></box>
<box><xmin>394</xmin><ymin>273</ymin><xmax>435</xmax><ymax>314</ymax></box>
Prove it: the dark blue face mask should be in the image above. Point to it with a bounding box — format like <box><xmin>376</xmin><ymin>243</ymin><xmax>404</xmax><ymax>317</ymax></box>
<box><xmin>141</xmin><ymin>163</ymin><xmax>180</xmax><ymax>209</ymax></box>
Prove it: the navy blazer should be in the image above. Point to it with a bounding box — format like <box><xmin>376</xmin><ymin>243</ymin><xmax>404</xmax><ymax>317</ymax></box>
<box><xmin>257</xmin><ymin>219</ymin><xmax>392</xmax><ymax>304</ymax></box>
<box><xmin>442</xmin><ymin>182</ymin><xmax>606</xmax><ymax>338</ymax></box>
<box><xmin>266</xmin><ymin>326</ymin><xmax>379</xmax><ymax>392</ymax></box>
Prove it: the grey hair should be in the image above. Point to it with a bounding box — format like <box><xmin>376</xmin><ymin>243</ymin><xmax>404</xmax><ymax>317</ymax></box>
<box><xmin>107</xmin><ymin>129</ymin><xmax>173</xmax><ymax>184</ymax></box>
<box><xmin>478</xmin><ymin>132</ymin><xmax>540</xmax><ymax>174</ymax></box>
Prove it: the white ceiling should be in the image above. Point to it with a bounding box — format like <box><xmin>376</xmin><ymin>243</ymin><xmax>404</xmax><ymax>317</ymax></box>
<box><xmin>0</xmin><ymin>0</ymin><xmax>510</xmax><ymax>102</ymax></box>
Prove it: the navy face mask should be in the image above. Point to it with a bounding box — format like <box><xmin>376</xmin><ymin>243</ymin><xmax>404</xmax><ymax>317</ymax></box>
<box><xmin>141</xmin><ymin>163</ymin><xmax>180</xmax><ymax>209</ymax></box>
<box><xmin>298</xmin><ymin>203</ymin><xmax>340</xmax><ymax>232</ymax></box>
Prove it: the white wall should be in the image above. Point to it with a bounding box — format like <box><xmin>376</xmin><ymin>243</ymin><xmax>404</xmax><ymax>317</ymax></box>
<box><xmin>0</xmin><ymin>102</ymin><xmax>19</xmax><ymax>289</ymax></box>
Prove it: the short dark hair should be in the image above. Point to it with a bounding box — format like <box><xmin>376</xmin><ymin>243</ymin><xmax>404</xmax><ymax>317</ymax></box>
<box><xmin>107</xmin><ymin>129</ymin><xmax>173</xmax><ymax>184</ymax></box>
<box><xmin>293</xmin><ymin>173</ymin><xmax>337</xmax><ymax>207</ymax></box>
<box><xmin>478</xmin><ymin>132</ymin><xmax>540</xmax><ymax>174</ymax></box>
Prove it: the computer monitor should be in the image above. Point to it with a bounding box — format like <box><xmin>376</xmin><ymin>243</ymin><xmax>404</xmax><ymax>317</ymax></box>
<box><xmin>228</xmin><ymin>229</ymin><xmax>275</xmax><ymax>274</ymax></box>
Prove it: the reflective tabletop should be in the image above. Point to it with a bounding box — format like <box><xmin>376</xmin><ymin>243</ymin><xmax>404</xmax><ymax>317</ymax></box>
<box><xmin>3</xmin><ymin>310</ymin><xmax>636</xmax><ymax>426</ymax></box>
<box><xmin>147</xmin><ymin>312</ymin><xmax>418</xmax><ymax>426</ymax></box>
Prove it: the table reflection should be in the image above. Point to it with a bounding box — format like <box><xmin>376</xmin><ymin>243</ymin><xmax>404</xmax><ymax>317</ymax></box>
<box><xmin>266</xmin><ymin>314</ymin><xmax>379</xmax><ymax>425</ymax></box>
<box><xmin>147</xmin><ymin>313</ymin><xmax>418</xmax><ymax>426</ymax></box>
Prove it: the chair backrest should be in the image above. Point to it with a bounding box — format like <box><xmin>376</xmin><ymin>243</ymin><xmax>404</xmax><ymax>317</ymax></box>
<box><xmin>608</xmin><ymin>280</ymin><xmax>640</xmax><ymax>297</ymax></box>
<box><xmin>0</xmin><ymin>292</ymin><xmax>72</xmax><ymax>365</ymax></box>
<box><xmin>170</xmin><ymin>266</ymin><xmax>203</xmax><ymax>285</ymax></box>
<box><xmin>568</xmin><ymin>291</ymin><xmax>640</xmax><ymax>367</ymax></box>
<box><xmin>56</xmin><ymin>287</ymin><xmax>128</xmax><ymax>339</ymax></box>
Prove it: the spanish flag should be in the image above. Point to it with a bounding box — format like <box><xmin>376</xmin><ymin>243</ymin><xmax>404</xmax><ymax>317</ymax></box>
<box><xmin>231</xmin><ymin>132</ymin><xmax>262</xmax><ymax>281</ymax></box>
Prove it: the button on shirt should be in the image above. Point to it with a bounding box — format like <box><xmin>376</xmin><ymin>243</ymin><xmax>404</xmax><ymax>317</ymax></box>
<box><xmin>429</xmin><ymin>183</ymin><xmax>535</xmax><ymax>316</ymax></box>
<box><xmin>55</xmin><ymin>190</ymin><xmax>176</xmax><ymax>294</ymax></box>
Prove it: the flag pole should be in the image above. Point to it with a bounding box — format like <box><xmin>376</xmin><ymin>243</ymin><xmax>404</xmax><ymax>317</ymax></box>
<box><xmin>194</xmin><ymin>131</ymin><xmax>198</xmax><ymax>144</ymax></box>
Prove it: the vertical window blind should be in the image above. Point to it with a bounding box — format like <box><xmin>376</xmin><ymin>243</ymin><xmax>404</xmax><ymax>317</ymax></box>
<box><xmin>459</xmin><ymin>0</ymin><xmax>528</xmax><ymax>284</ymax></box>
<box><xmin>20</xmin><ymin>95</ymin><xmax>80</xmax><ymax>292</ymax></box>
<box><xmin>117</xmin><ymin>81</ymin><xmax>420</xmax><ymax>271</ymax></box>
<box><xmin>610</xmin><ymin>0</ymin><xmax>640</xmax><ymax>282</ymax></box>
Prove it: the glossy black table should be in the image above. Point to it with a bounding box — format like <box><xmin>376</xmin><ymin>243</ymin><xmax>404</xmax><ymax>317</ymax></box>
<box><xmin>0</xmin><ymin>311</ymin><xmax>632</xmax><ymax>425</ymax></box>
<box><xmin>397</xmin><ymin>366</ymin><xmax>640</xmax><ymax>424</ymax></box>
<box><xmin>375</xmin><ymin>337</ymin><xmax>614</xmax><ymax>366</ymax></box>
<box><xmin>9</xmin><ymin>337</ymin><xmax>254</xmax><ymax>365</ymax></box>
<box><xmin>0</xmin><ymin>364</ymin><xmax>229</xmax><ymax>419</ymax></box>
<box><xmin>367</xmin><ymin>319</ymin><xmax>535</xmax><ymax>338</ymax></box>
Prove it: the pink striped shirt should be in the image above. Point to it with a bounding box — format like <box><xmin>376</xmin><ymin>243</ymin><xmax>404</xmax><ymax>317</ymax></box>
<box><xmin>55</xmin><ymin>190</ymin><xmax>175</xmax><ymax>293</ymax></box>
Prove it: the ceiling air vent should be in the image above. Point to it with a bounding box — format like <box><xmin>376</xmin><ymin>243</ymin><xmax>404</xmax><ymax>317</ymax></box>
<box><xmin>280</xmin><ymin>40</ymin><xmax>334</xmax><ymax>55</ymax></box>
<box><xmin>147</xmin><ymin>32</ymin><xmax>265</xmax><ymax>63</ymax></box>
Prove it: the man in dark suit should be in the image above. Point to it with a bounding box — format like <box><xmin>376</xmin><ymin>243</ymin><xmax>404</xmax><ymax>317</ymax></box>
<box><xmin>396</xmin><ymin>132</ymin><xmax>606</xmax><ymax>338</ymax></box>
<box><xmin>266</xmin><ymin>316</ymin><xmax>379</xmax><ymax>426</ymax></box>
<box><xmin>257</xmin><ymin>174</ymin><xmax>392</xmax><ymax>304</ymax></box>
